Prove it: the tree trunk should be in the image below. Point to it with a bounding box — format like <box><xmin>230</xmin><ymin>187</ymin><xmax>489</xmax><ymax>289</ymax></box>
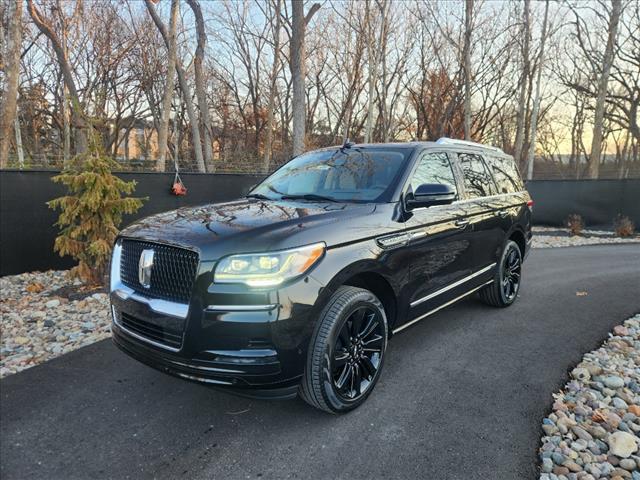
<box><xmin>463</xmin><ymin>0</ymin><xmax>473</xmax><ymax>140</ymax></box>
<box><xmin>588</xmin><ymin>0</ymin><xmax>622</xmax><ymax>179</ymax></box>
<box><xmin>148</xmin><ymin>0</ymin><xmax>178</xmax><ymax>172</ymax></box>
<box><xmin>14</xmin><ymin>116</ymin><xmax>24</xmax><ymax>168</ymax></box>
<box><xmin>364</xmin><ymin>0</ymin><xmax>377</xmax><ymax>143</ymax></box>
<box><xmin>290</xmin><ymin>1</ymin><xmax>320</xmax><ymax>156</ymax></box>
<box><xmin>186</xmin><ymin>0</ymin><xmax>214</xmax><ymax>172</ymax></box>
<box><xmin>290</xmin><ymin>0</ymin><xmax>306</xmax><ymax>156</ymax></box>
<box><xmin>63</xmin><ymin>84</ymin><xmax>71</xmax><ymax>164</ymax></box>
<box><xmin>513</xmin><ymin>0</ymin><xmax>531</xmax><ymax>166</ymax></box>
<box><xmin>145</xmin><ymin>0</ymin><xmax>206</xmax><ymax>173</ymax></box>
<box><xmin>525</xmin><ymin>0</ymin><xmax>550</xmax><ymax>181</ymax></box>
<box><xmin>27</xmin><ymin>0</ymin><xmax>88</xmax><ymax>154</ymax></box>
<box><xmin>264</xmin><ymin>0</ymin><xmax>282</xmax><ymax>171</ymax></box>
<box><xmin>0</xmin><ymin>0</ymin><xmax>23</xmax><ymax>167</ymax></box>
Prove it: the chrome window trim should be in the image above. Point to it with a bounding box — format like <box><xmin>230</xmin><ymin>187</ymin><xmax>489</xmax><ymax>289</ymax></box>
<box><xmin>110</xmin><ymin>241</ymin><xmax>189</xmax><ymax>319</ymax></box>
<box><xmin>409</xmin><ymin>262</ymin><xmax>496</xmax><ymax>308</ymax></box>
<box><xmin>393</xmin><ymin>280</ymin><xmax>493</xmax><ymax>334</ymax></box>
<box><xmin>111</xmin><ymin>306</ymin><xmax>181</xmax><ymax>353</ymax></box>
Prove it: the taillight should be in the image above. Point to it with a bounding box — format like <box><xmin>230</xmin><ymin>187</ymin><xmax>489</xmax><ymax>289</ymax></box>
<box><xmin>526</xmin><ymin>200</ymin><xmax>534</xmax><ymax>212</ymax></box>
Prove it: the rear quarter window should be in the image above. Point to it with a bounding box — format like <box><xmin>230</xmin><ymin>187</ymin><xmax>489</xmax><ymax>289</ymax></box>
<box><xmin>485</xmin><ymin>155</ymin><xmax>525</xmax><ymax>194</ymax></box>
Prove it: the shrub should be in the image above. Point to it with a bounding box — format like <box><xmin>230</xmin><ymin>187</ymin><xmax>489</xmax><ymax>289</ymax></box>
<box><xmin>48</xmin><ymin>143</ymin><xmax>146</xmax><ymax>285</ymax></box>
<box><xmin>613</xmin><ymin>214</ymin><xmax>635</xmax><ymax>238</ymax></box>
<box><xmin>566</xmin><ymin>214</ymin><xmax>585</xmax><ymax>236</ymax></box>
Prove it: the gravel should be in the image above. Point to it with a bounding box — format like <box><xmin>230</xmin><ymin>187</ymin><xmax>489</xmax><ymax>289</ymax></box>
<box><xmin>538</xmin><ymin>314</ymin><xmax>640</xmax><ymax>480</ymax></box>
<box><xmin>532</xmin><ymin>227</ymin><xmax>640</xmax><ymax>249</ymax></box>
<box><xmin>0</xmin><ymin>271</ymin><xmax>111</xmax><ymax>378</ymax></box>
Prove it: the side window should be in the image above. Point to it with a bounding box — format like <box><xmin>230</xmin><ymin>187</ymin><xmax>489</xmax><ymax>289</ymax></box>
<box><xmin>485</xmin><ymin>155</ymin><xmax>524</xmax><ymax>194</ymax></box>
<box><xmin>458</xmin><ymin>153</ymin><xmax>496</xmax><ymax>198</ymax></box>
<box><xmin>410</xmin><ymin>152</ymin><xmax>457</xmax><ymax>196</ymax></box>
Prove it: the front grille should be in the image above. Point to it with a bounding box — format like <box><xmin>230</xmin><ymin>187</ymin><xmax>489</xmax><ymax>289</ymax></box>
<box><xmin>118</xmin><ymin>310</ymin><xmax>183</xmax><ymax>350</ymax></box>
<box><xmin>120</xmin><ymin>239</ymin><xmax>199</xmax><ymax>304</ymax></box>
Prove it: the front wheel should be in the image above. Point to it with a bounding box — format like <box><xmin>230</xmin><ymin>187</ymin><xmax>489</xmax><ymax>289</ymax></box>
<box><xmin>299</xmin><ymin>286</ymin><xmax>388</xmax><ymax>414</ymax></box>
<box><xmin>479</xmin><ymin>240</ymin><xmax>523</xmax><ymax>308</ymax></box>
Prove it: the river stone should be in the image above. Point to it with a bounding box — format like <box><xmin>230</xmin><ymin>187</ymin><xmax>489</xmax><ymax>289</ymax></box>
<box><xmin>572</xmin><ymin>367</ymin><xmax>591</xmax><ymax>382</ymax></box>
<box><xmin>604</xmin><ymin>376</ymin><xmax>626</xmax><ymax>389</ymax></box>
<box><xmin>620</xmin><ymin>459</ymin><xmax>637</xmax><ymax>471</ymax></box>
<box><xmin>613</xmin><ymin>397</ymin><xmax>629</xmax><ymax>409</ymax></box>
<box><xmin>573</xmin><ymin>426</ymin><xmax>594</xmax><ymax>441</ymax></box>
<box><xmin>45</xmin><ymin>299</ymin><xmax>60</xmax><ymax>309</ymax></box>
<box><xmin>608</xmin><ymin>432</ymin><xmax>639</xmax><ymax>458</ymax></box>
<box><xmin>590</xmin><ymin>426</ymin><xmax>608</xmax><ymax>439</ymax></box>
<box><xmin>572</xmin><ymin>439</ymin><xmax>588</xmax><ymax>452</ymax></box>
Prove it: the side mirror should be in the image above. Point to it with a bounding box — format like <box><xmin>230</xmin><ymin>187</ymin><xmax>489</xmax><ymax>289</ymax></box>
<box><xmin>406</xmin><ymin>183</ymin><xmax>456</xmax><ymax>209</ymax></box>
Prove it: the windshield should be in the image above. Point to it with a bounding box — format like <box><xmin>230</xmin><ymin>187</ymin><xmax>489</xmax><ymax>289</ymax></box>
<box><xmin>250</xmin><ymin>148</ymin><xmax>410</xmax><ymax>203</ymax></box>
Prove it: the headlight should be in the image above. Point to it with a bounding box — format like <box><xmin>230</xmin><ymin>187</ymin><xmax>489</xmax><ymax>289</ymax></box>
<box><xmin>214</xmin><ymin>242</ymin><xmax>325</xmax><ymax>287</ymax></box>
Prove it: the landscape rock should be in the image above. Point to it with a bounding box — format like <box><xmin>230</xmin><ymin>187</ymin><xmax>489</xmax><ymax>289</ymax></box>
<box><xmin>538</xmin><ymin>314</ymin><xmax>640</xmax><ymax>479</ymax></box>
<box><xmin>608</xmin><ymin>432</ymin><xmax>639</xmax><ymax>459</ymax></box>
<box><xmin>0</xmin><ymin>270</ymin><xmax>110</xmax><ymax>378</ymax></box>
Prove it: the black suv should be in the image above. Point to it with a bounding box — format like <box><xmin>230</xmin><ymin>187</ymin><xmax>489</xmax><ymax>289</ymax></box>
<box><xmin>110</xmin><ymin>138</ymin><xmax>532</xmax><ymax>413</ymax></box>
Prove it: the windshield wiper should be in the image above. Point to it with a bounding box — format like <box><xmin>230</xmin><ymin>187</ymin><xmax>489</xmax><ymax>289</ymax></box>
<box><xmin>280</xmin><ymin>193</ymin><xmax>340</xmax><ymax>203</ymax></box>
<box><xmin>245</xmin><ymin>193</ymin><xmax>272</xmax><ymax>200</ymax></box>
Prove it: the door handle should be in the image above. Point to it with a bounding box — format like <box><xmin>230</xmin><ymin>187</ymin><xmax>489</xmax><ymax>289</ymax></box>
<box><xmin>454</xmin><ymin>219</ymin><xmax>470</xmax><ymax>229</ymax></box>
<box><xmin>496</xmin><ymin>210</ymin><xmax>509</xmax><ymax>218</ymax></box>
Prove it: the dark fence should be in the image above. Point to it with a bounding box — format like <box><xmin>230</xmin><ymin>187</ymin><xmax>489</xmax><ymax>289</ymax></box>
<box><xmin>0</xmin><ymin>170</ymin><xmax>262</xmax><ymax>276</ymax></box>
<box><xmin>526</xmin><ymin>179</ymin><xmax>640</xmax><ymax>227</ymax></box>
<box><xmin>1</xmin><ymin>171</ymin><xmax>638</xmax><ymax>276</ymax></box>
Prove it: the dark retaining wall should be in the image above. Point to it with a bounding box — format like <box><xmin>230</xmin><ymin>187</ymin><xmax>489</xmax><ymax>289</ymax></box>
<box><xmin>0</xmin><ymin>170</ymin><xmax>262</xmax><ymax>276</ymax></box>
<box><xmin>1</xmin><ymin>171</ymin><xmax>638</xmax><ymax>276</ymax></box>
<box><xmin>526</xmin><ymin>179</ymin><xmax>640</xmax><ymax>227</ymax></box>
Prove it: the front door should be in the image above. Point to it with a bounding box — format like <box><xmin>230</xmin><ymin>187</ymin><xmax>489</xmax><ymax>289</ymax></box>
<box><xmin>399</xmin><ymin>150</ymin><xmax>478</xmax><ymax>326</ymax></box>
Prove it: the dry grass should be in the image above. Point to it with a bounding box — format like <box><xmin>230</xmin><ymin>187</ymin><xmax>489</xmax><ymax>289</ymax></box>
<box><xmin>613</xmin><ymin>215</ymin><xmax>636</xmax><ymax>237</ymax></box>
<box><xmin>566</xmin><ymin>214</ymin><xmax>585</xmax><ymax>236</ymax></box>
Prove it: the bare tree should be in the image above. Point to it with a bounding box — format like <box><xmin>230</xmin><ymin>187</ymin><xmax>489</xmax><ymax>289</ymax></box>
<box><xmin>146</xmin><ymin>0</ymin><xmax>178</xmax><ymax>172</ymax></box>
<box><xmin>463</xmin><ymin>0</ymin><xmax>473</xmax><ymax>139</ymax></box>
<box><xmin>145</xmin><ymin>0</ymin><xmax>206</xmax><ymax>172</ymax></box>
<box><xmin>186</xmin><ymin>0</ymin><xmax>214</xmax><ymax>171</ymax></box>
<box><xmin>588</xmin><ymin>0</ymin><xmax>622</xmax><ymax>179</ymax></box>
<box><xmin>290</xmin><ymin>0</ymin><xmax>320</xmax><ymax>156</ymax></box>
<box><xmin>263</xmin><ymin>0</ymin><xmax>283</xmax><ymax>170</ymax></box>
<box><xmin>0</xmin><ymin>0</ymin><xmax>24</xmax><ymax>167</ymax></box>
<box><xmin>27</xmin><ymin>0</ymin><xmax>89</xmax><ymax>154</ymax></box>
<box><xmin>513</xmin><ymin>0</ymin><xmax>531</xmax><ymax>164</ymax></box>
<box><xmin>363</xmin><ymin>0</ymin><xmax>389</xmax><ymax>143</ymax></box>
<box><xmin>526</xmin><ymin>0</ymin><xmax>550</xmax><ymax>180</ymax></box>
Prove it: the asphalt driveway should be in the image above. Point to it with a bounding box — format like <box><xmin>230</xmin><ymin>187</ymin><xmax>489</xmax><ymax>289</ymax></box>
<box><xmin>1</xmin><ymin>245</ymin><xmax>639</xmax><ymax>480</ymax></box>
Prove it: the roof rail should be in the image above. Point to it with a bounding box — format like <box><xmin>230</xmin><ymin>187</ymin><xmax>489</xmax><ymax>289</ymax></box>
<box><xmin>436</xmin><ymin>137</ymin><xmax>503</xmax><ymax>153</ymax></box>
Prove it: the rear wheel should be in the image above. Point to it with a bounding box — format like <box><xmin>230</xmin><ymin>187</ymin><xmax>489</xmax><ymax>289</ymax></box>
<box><xmin>479</xmin><ymin>240</ymin><xmax>522</xmax><ymax>307</ymax></box>
<box><xmin>299</xmin><ymin>286</ymin><xmax>388</xmax><ymax>414</ymax></box>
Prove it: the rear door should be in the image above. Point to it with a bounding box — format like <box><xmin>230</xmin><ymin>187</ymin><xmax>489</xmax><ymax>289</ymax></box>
<box><xmin>401</xmin><ymin>150</ymin><xmax>478</xmax><ymax>324</ymax></box>
<box><xmin>455</xmin><ymin>151</ymin><xmax>508</xmax><ymax>272</ymax></box>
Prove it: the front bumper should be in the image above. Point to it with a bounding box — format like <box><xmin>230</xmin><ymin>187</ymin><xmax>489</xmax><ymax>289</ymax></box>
<box><xmin>110</xmin><ymin>268</ymin><xmax>326</xmax><ymax>399</ymax></box>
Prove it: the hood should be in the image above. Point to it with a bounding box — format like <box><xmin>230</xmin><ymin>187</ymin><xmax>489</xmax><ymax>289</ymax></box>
<box><xmin>120</xmin><ymin>198</ymin><xmax>379</xmax><ymax>259</ymax></box>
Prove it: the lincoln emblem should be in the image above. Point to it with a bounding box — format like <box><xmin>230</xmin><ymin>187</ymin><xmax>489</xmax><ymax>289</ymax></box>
<box><xmin>138</xmin><ymin>249</ymin><xmax>154</xmax><ymax>288</ymax></box>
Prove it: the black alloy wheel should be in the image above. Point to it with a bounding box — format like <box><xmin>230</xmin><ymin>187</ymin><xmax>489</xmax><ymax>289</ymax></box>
<box><xmin>479</xmin><ymin>239</ymin><xmax>523</xmax><ymax>308</ymax></box>
<box><xmin>501</xmin><ymin>244</ymin><xmax>522</xmax><ymax>302</ymax></box>
<box><xmin>332</xmin><ymin>306</ymin><xmax>385</xmax><ymax>401</ymax></box>
<box><xmin>299</xmin><ymin>286</ymin><xmax>388</xmax><ymax>413</ymax></box>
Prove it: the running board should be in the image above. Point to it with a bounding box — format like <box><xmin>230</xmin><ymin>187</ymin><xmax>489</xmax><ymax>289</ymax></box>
<box><xmin>392</xmin><ymin>280</ymin><xmax>493</xmax><ymax>334</ymax></box>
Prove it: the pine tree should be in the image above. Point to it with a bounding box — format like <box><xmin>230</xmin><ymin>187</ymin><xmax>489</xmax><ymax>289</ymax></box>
<box><xmin>48</xmin><ymin>141</ymin><xmax>146</xmax><ymax>285</ymax></box>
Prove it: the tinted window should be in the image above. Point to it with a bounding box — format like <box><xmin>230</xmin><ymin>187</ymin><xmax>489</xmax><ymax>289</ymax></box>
<box><xmin>251</xmin><ymin>148</ymin><xmax>409</xmax><ymax>202</ymax></box>
<box><xmin>410</xmin><ymin>152</ymin><xmax>457</xmax><ymax>195</ymax></box>
<box><xmin>485</xmin><ymin>155</ymin><xmax>524</xmax><ymax>194</ymax></box>
<box><xmin>458</xmin><ymin>153</ymin><xmax>496</xmax><ymax>198</ymax></box>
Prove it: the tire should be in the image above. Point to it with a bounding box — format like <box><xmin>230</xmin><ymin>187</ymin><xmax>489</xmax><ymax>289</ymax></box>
<box><xmin>299</xmin><ymin>286</ymin><xmax>388</xmax><ymax>414</ymax></box>
<box><xmin>479</xmin><ymin>240</ymin><xmax>523</xmax><ymax>308</ymax></box>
